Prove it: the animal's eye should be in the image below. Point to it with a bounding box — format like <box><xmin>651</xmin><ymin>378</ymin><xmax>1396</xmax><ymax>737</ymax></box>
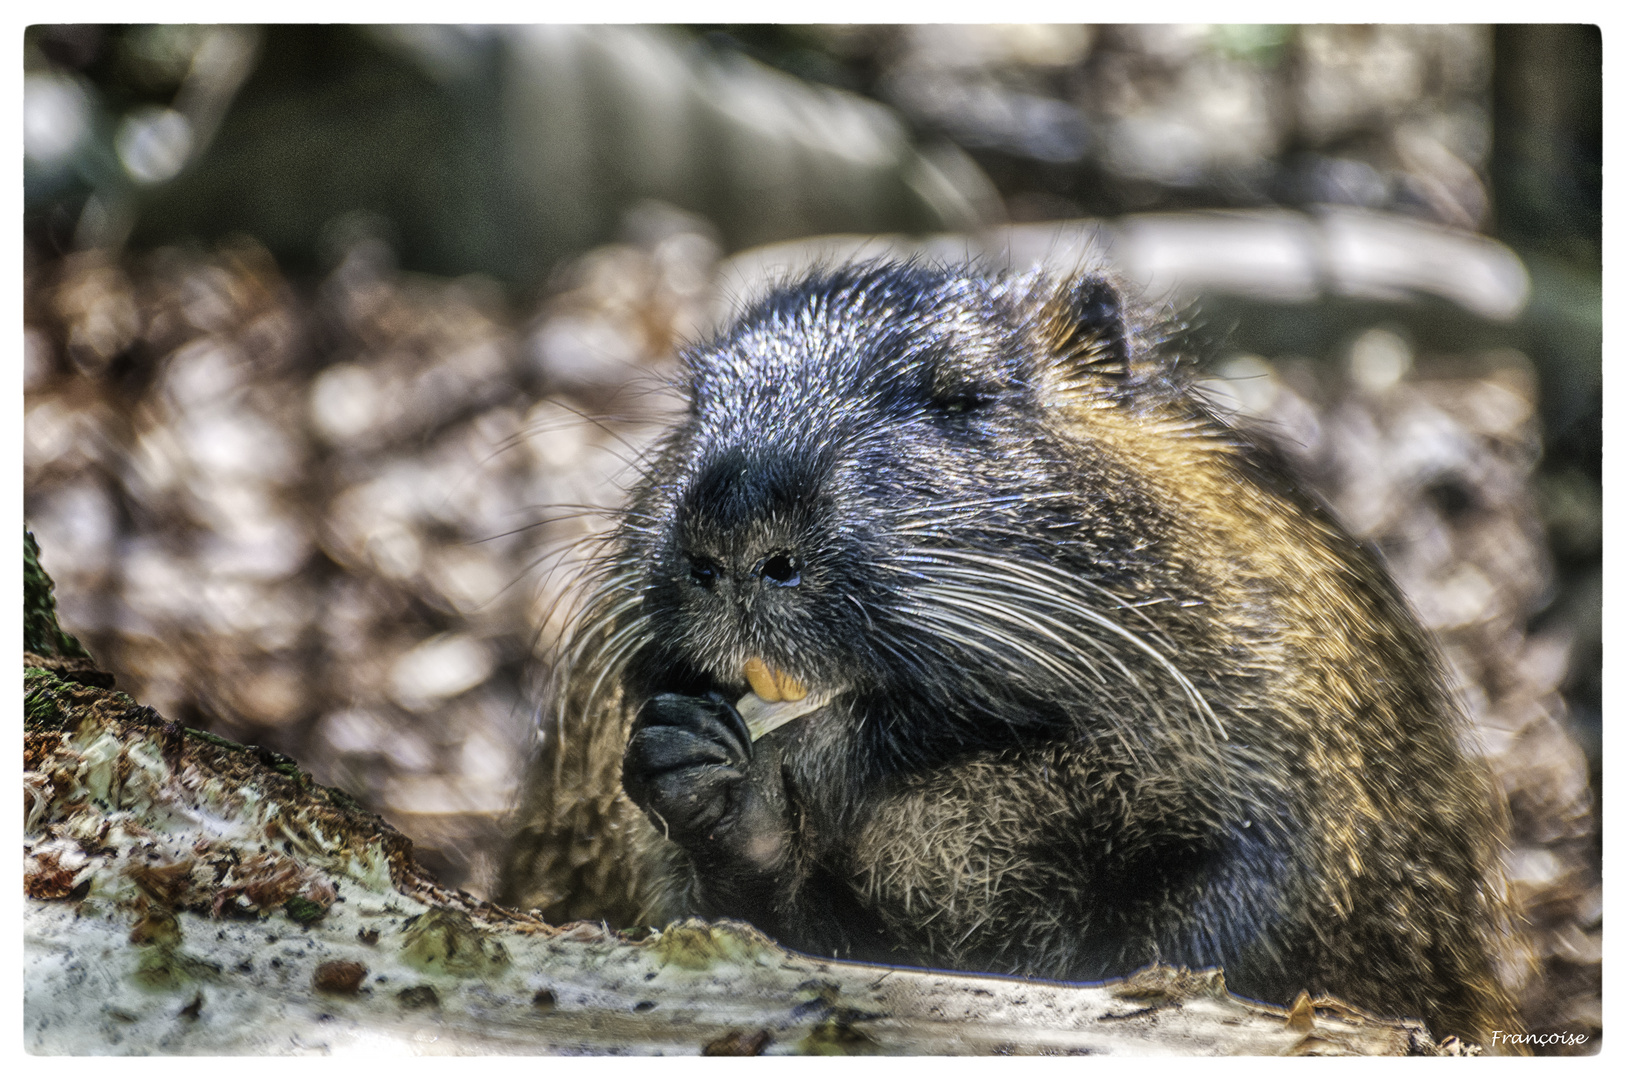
<box><xmin>930</xmin><ymin>390</ymin><xmax>988</xmax><ymax>416</ymax></box>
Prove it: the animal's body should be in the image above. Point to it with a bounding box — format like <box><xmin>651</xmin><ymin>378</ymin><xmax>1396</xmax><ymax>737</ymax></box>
<box><xmin>498</xmin><ymin>262</ymin><xmax>1517</xmax><ymax>1044</ymax></box>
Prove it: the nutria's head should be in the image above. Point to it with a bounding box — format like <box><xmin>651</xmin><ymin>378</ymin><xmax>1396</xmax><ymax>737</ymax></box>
<box><xmin>581</xmin><ymin>262</ymin><xmax>1226</xmax><ymax>768</ymax></box>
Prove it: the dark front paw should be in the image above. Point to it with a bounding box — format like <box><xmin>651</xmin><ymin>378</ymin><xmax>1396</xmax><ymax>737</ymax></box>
<box><xmin>622</xmin><ymin>692</ymin><xmax>754</xmax><ymax>844</ymax></box>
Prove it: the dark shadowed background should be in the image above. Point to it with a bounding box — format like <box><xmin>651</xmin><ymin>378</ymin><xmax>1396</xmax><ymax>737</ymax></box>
<box><xmin>21</xmin><ymin>24</ymin><xmax>1601</xmax><ymax>1048</ymax></box>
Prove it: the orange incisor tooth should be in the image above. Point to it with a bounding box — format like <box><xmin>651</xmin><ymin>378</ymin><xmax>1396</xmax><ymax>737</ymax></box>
<box><xmin>775</xmin><ymin>670</ymin><xmax>808</xmax><ymax>702</ymax></box>
<box><xmin>743</xmin><ymin>658</ymin><xmax>781</xmax><ymax>702</ymax></box>
<box><xmin>742</xmin><ymin>658</ymin><xmax>808</xmax><ymax>703</ymax></box>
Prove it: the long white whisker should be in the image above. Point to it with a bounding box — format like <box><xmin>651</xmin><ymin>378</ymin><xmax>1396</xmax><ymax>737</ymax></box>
<box><xmin>910</xmin><ymin>587</ymin><xmax>1114</xmax><ymax>690</ymax></box>
<box><xmin>907</xmin><ymin>591</ymin><xmax>1168</xmax><ymax>764</ymax></box>
<box><xmin>904</xmin><ymin>548</ymin><xmax>1225</xmax><ymax>741</ymax></box>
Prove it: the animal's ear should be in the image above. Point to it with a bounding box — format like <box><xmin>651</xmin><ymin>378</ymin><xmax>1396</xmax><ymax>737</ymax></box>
<box><xmin>1051</xmin><ymin>274</ymin><xmax>1132</xmax><ymax>379</ymax></box>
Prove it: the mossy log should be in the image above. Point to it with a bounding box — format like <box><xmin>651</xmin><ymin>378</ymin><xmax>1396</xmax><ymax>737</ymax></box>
<box><xmin>22</xmin><ymin>530</ymin><xmax>1450</xmax><ymax>1055</ymax></box>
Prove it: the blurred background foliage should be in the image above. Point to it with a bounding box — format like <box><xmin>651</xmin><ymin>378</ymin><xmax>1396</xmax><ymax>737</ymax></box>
<box><xmin>22</xmin><ymin>24</ymin><xmax>1600</xmax><ymax>1047</ymax></box>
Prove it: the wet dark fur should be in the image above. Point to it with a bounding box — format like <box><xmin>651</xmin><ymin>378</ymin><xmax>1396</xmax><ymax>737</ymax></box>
<box><xmin>498</xmin><ymin>262</ymin><xmax>1518</xmax><ymax>1044</ymax></box>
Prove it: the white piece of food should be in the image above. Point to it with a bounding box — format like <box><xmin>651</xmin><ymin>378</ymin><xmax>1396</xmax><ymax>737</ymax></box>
<box><xmin>737</xmin><ymin>690</ymin><xmax>831</xmax><ymax>741</ymax></box>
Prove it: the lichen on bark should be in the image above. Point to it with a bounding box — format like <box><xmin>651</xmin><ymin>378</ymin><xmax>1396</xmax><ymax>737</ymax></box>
<box><xmin>24</xmin><ymin>527</ymin><xmax>90</xmax><ymax>660</ymax></box>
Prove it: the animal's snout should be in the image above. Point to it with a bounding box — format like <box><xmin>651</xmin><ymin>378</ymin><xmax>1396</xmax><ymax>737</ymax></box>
<box><xmin>676</xmin><ymin>443</ymin><xmax>822</xmax><ymax>594</ymax></box>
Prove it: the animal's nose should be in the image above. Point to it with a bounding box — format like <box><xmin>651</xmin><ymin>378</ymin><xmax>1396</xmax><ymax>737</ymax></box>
<box><xmin>683</xmin><ymin>549</ymin><xmax>802</xmax><ymax>590</ymax></box>
<box><xmin>686</xmin><ymin>554</ymin><xmax>722</xmax><ymax>589</ymax></box>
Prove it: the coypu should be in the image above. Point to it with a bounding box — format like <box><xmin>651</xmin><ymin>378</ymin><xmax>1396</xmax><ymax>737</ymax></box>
<box><xmin>497</xmin><ymin>261</ymin><xmax>1518</xmax><ymax>1044</ymax></box>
